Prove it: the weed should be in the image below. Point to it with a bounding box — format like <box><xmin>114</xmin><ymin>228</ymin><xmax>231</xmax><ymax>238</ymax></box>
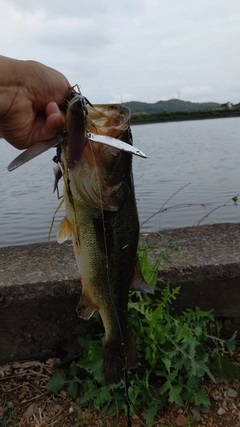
<box><xmin>47</xmin><ymin>240</ymin><xmax>236</xmax><ymax>426</ymax></box>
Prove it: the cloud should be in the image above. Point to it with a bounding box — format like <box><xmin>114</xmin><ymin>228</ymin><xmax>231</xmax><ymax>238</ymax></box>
<box><xmin>180</xmin><ymin>86</ymin><xmax>215</xmax><ymax>102</ymax></box>
<box><xmin>109</xmin><ymin>92</ymin><xmax>137</xmax><ymax>103</ymax></box>
<box><xmin>0</xmin><ymin>0</ymin><xmax>240</xmax><ymax>103</ymax></box>
<box><xmin>5</xmin><ymin>0</ymin><xmax>108</xmax><ymax>17</ymax></box>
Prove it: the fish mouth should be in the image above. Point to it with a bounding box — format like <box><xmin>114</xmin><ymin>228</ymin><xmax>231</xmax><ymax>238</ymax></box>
<box><xmin>70</xmin><ymin>105</ymin><xmax>136</xmax><ymax>211</ymax></box>
<box><xmin>65</xmin><ymin>102</ymin><xmax>132</xmax><ymax>171</ymax></box>
<box><xmin>54</xmin><ymin>102</ymin><xmax>134</xmax><ymax>195</ymax></box>
<box><xmin>86</xmin><ymin>103</ymin><xmax>131</xmax><ymax>138</ymax></box>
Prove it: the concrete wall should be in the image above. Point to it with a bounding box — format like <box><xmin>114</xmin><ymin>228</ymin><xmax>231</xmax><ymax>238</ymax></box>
<box><xmin>1</xmin><ymin>223</ymin><xmax>240</xmax><ymax>364</ymax></box>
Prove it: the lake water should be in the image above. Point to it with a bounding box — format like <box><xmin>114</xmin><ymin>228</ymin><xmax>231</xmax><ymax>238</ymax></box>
<box><xmin>1</xmin><ymin>117</ymin><xmax>240</xmax><ymax>247</ymax></box>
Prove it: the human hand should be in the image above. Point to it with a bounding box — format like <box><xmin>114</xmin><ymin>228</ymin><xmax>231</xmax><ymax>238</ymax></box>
<box><xmin>0</xmin><ymin>56</ymin><xmax>70</xmax><ymax>149</ymax></box>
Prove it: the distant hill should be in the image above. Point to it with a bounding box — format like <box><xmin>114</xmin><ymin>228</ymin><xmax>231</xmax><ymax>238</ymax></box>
<box><xmin>123</xmin><ymin>99</ymin><xmax>220</xmax><ymax>114</ymax></box>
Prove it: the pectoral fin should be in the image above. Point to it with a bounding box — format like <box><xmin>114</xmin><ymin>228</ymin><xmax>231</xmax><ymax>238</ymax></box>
<box><xmin>57</xmin><ymin>217</ymin><xmax>73</xmax><ymax>243</ymax></box>
<box><xmin>130</xmin><ymin>257</ymin><xmax>155</xmax><ymax>294</ymax></box>
<box><xmin>77</xmin><ymin>289</ymin><xmax>98</xmax><ymax>320</ymax></box>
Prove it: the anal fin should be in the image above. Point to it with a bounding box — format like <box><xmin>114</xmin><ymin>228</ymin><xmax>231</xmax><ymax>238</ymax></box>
<box><xmin>76</xmin><ymin>289</ymin><xmax>97</xmax><ymax>320</ymax></box>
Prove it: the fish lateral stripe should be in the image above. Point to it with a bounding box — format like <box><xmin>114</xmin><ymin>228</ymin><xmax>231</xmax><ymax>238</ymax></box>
<box><xmin>93</xmin><ymin>212</ymin><xmax>115</xmax><ymax>255</ymax></box>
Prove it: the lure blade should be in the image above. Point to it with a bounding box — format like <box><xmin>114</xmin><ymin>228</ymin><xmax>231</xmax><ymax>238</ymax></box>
<box><xmin>7</xmin><ymin>136</ymin><xmax>63</xmax><ymax>171</ymax></box>
<box><xmin>87</xmin><ymin>132</ymin><xmax>147</xmax><ymax>158</ymax></box>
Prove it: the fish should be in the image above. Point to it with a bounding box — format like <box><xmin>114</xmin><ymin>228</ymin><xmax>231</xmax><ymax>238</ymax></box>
<box><xmin>55</xmin><ymin>93</ymin><xmax>153</xmax><ymax>384</ymax></box>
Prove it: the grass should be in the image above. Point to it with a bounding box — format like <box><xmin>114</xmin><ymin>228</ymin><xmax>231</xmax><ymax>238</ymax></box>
<box><xmin>47</xmin><ymin>239</ymin><xmax>237</xmax><ymax>426</ymax></box>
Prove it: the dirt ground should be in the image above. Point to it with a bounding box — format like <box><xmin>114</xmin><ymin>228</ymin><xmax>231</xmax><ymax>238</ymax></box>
<box><xmin>1</xmin><ymin>354</ymin><xmax>240</xmax><ymax>427</ymax></box>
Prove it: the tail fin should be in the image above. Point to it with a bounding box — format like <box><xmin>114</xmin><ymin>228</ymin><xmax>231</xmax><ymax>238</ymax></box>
<box><xmin>103</xmin><ymin>327</ymin><xmax>138</xmax><ymax>385</ymax></box>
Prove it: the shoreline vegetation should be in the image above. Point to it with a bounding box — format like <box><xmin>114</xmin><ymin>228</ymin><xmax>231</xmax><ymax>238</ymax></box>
<box><xmin>1</xmin><ymin>103</ymin><xmax>240</xmax><ymax>137</ymax></box>
<box><xmin>130</xmin><ymin>108</ymin><xmax>240</xmax><ymax>124</ymax></box>
<box><xmin>123</xmin><ymin>99</ymin><xmax>240</xmax><ymax>125</ymax></box>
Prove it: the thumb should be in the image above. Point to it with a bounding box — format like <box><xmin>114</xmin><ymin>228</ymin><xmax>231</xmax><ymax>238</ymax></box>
<box><xmin>40</xmin><ymin>102</ymin><xmax>65</xmax><ymax>141</ymax></box>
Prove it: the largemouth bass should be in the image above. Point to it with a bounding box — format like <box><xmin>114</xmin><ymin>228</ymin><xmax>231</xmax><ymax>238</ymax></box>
<box><xmin>55</xmin><ymin>94</ymin><xmax>152</xmax><ymax>384</ymax></box>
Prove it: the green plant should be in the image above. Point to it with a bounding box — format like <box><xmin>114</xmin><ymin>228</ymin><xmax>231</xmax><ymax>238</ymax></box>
<box><xmin>127</xmin><ymin>287</ymin><xmax>218</xmax><ymax>424</ymax></box>
<box><xmin>47</xmin><ymin>240</ymin><xmax>236</xmax><ymax>426</ymax></box>
<box><xmin>137</xmin><ymin>237</ymin><xmax>175</xmax><ymax>286</ymax></box>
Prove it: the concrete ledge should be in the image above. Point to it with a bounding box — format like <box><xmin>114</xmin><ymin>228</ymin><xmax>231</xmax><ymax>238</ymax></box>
<box><xmin>0</xmin><ymin>242</ymin><xmax>82</xmax><ymax>364</ymax></box>
<box><xmin>1</xmin><ymin>223</ymin><xmax>240</xmax><ymax>364</ymax></box>
<box><xmin>141</xmin><ymin>223</ymin><xmax>240</xmax><ymax>340</ymax></box>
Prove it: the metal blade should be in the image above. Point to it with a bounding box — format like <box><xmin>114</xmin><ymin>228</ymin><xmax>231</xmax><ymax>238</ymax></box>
<box><xmin>87</xmin><ymin>132</ymin><xmax>147</xmax><ymax>158</ymax></box>
<box><xmin>7</xmin><ymin>136</ymin><xmax>63</xmax><ymax>171</ymax></box>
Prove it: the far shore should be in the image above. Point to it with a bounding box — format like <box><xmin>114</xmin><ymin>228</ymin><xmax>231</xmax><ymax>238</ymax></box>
<box><xmin>130</xmin><ymin>109</ymin><xmax>240</xmax><ymax>125</ymax></box>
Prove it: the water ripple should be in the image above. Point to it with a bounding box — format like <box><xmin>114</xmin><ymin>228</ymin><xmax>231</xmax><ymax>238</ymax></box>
<box><xmin>1</xmin><ymin>117</ymin><xmax>240</xmax><ymax>246</ymax></box>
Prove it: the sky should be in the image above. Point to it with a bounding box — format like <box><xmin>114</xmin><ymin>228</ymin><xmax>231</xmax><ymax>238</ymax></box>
<box><xmin>1</xmin><ymin>0</ymin><xmax>240</xmax><ymax>104</ymax></box>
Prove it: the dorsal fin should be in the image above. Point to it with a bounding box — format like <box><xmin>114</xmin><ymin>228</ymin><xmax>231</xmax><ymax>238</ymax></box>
<box><xmin>130</xmin><ymin>257</ymin><xmax>155</xmax><ymax>294</ymax></box>
<box><xmin>57</xmin><ymin>217</ymin><xmax>73</xmax><ymax>243</ymax></box>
